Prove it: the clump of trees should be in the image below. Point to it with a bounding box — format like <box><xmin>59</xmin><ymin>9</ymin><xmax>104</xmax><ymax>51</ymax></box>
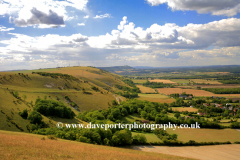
<box><xmin>34</xmin><ymin>99</ymin><xmax>75</xmax><ymax>119</ymax></box>
<box><xmin>143</xmin><ymin>81</ymin><xmax>174</xmax><ymax>88</ymax></box>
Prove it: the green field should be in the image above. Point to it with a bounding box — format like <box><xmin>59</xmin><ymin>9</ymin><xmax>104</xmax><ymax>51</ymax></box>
<box><xmin>132</xmin><ymin>132</ymin><xmax>161</xmax><ymax>143</ymax></box>
<box><xmin>132</xmin><ymin>79</ymin><xmax>147</xmax><ymax>84</ymax></box>
<box><xmin>136</xmin><ymin>93</ymin><xmax>175</xmax><ymax>103</ymax></box>
<box><xmin>167</xmin><ymin>128</ymin><xmax>240</xmax><ymax>143</ymax></box>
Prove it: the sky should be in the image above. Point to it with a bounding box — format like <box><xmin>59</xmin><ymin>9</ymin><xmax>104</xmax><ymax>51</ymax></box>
<box><xmin>1</xmin><ymin>0</ymin><xmax>240</xmax><ymax>71</ymax></box>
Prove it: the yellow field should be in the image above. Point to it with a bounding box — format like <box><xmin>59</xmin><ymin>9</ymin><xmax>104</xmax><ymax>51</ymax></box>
<box><xmin>167</xmin><ymin>128</ymin><xmax>240</xmax><ymax>143</ymax></box>
<box><xmin>0</xmin><ymin>131</ymin><xmax>191</xmax><ymax>160</ymax></box>
<box><xmin>157</xmin><ymin>88</ymin><xmax>240</xmax><ymax>97</ymax></box>
<box><xmin>136</xmin><ymin>85</ymin><xmax>156</xmax><ymax>93</ymax></box>
<box><xmin>149</xmin><ymin>79</ymin><xmax>177</xmax><ymax>84</ymax></box>
<box><xmin>133</xmin><ymin>144</ymin><xmax>240</xmax><ymax>160</ymax></box>
<box><xmin>136</xmin><ymin>93</ymin><xmax>175</xmax><ymax>103</ymax></box>
<box><xmin>172</xmin><ymin>107</ymin><xmax>198</xmax><ymax>112</ymax></box>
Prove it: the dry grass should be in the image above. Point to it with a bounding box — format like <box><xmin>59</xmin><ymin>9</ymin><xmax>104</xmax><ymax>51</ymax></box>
<box><xmin>0</xmin><ymin>131</ymin><xmax>191</xmax><ymax>160</ymax></box>
<box><xmin>149</xmin><ymin>79</ymin><xmax>177</xmax><ymax>84</ymax></box>
<box><xmin>133</xmin><ymin>144</ymin><xmax>240</xmax><ymax>160</ymax></box>
<box><xmin>137</xmin><ymin>93</ymin><xmax>175</xmax><ymax>103</ymax></box>
<box><xmin>136</xmin><ymin>85</ymin><xmax>156</xmax><ymax>93</ymax></box>
<box><xmin>172</xmin><ymin>107</ymin><xmax>198</xmax><ymax>112</ymax></box>
<box><xmin>157</xmin><ymin>88</ymin><xmax>240</xmax><ymax>97</ymax></box>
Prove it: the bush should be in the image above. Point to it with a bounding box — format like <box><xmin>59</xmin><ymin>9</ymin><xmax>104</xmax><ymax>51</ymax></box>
<box><xmin>133</xmin><ymin>134</ymin><xmax>147</xmax><ymax>144</ymax></box>
<box><xmin>27</xmin><ymin>111</ymin><xmax>43</xmax><ymax>124</ymax></box>
<box><xmin>47</xmin><ymin>135</ymin><xmax>57</xmax><ymax>140</ymax></box>
<box><xmin>19</xmin><ymin>109</ymin><xmax>28</xmax><ymax>119</ymax></box>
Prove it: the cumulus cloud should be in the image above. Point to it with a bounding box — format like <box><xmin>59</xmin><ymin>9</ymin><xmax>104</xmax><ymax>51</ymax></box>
<box><xmin>93</xmin><ymin>13</ymin><xmax>112</xmax><ymax>19</ymax></box>
<box><xmin>0</xmin><ymin>0</ymin><xmax>88</xmax><ymax>28</ymax></box>
<box><xmin>146</xmin><ymin>0</ymin><xmax>240</xmax><ymax>16</ymax></box>
<box><xmin>12</xmin><ymin>8</ymin><xmax>64</xmax><ymax>27</ymax></box>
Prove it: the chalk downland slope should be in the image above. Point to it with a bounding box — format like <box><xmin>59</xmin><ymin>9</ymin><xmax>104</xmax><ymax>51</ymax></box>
<box><xmin>0</xmin><ymin>67</ymin><xmax>127</xmax><ymax>132</ymax></box>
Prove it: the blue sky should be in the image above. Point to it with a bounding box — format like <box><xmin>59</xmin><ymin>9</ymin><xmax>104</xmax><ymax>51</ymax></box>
<box><xmin>1</xmin><ymin>0</ymin><xmax>240</xmax><ymax>70</ymax></box>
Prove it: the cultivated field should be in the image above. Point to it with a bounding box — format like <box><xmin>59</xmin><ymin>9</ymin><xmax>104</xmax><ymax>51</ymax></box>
<box><xmin>171</xmin><ymin>107</ymin><xmax>198</xmax><ymax>112</ymax></box>
<box><xmin>157</xmin><ymin>88</ymin><xmax>240</xmax><ymax>97</ymax></box>
<box><xmin>133</xmin><ymin>144</ymin><xmax>240</xmax><ymax>160</ymax></box>
<box><xmin>149</xmin><ymin>79</ymin><xmax>177</xmax><ymax>84</ymax></box>
<box><xmin>0</xmin><ymin>131</ymin><xmax>191</xmax><ymax>160</ymax></box>
<box><xmin>136</xmin><ymin>85</ymin><xmax>156</xmax><ymax>93</ymax></box>
<box><xmin>190</xmin><ymin>79</ymin><xmax>222</xmax><ymax>84</ymax></box>
<box><xmin>167</xmin><ymin>128</ymin><xmax>240</xmax><ymax>143</ymax></box>
<box><xmin>137</xmin><ymin>93</ymin><xmax>175</xmax><ymax>103</ymax></box>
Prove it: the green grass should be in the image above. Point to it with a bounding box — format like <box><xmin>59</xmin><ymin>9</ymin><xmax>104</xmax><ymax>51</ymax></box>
<box><xmin>132</xmin><ymin>132</ymin><xmax>161</xmax><ymax>143</ymax></box>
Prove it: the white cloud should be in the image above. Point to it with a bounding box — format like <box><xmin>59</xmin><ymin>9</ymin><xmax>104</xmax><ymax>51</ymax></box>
<box><xmin>0</xmin><ymin>25</ymin><xmax>14</xmax><ymax>31</ymax></box>
<box><xmin>83</xmin><ymin>15</ymin><xmax>89</xmax><ymax>19</ymax></box>
<box><xmin>146</xmin><ymin>0</ymin><xmax>240</xmax><ymax>16</ymax></box>
<box><xmin>0</xmin><ymin>0</ymin><xmax>88</xmax><ymax>28</ymax></box>
<box><xmin>93</xmin><ymin>13</ymin><xmax>111</xmax><ymax>19</ymax></box>
<box><xmin>77</xmin><ymin>23</ymin><xmax>85</xmax><ymax>26</ymax></box>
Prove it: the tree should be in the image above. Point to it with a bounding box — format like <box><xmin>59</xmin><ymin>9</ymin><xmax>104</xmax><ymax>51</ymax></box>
<box><xmin>111</xmin><ymin>130</ymin><xmax>132</xmax><ymax>146</ymax></box>
<box><xmin>27</xmin><ymin>111</ymin><xmax>43</xmax><ymax>124</ymax></box>
<box><xmin>174</xmin><ymin>113</ymin><xmax>180</xmax><ymax>119</ymax></box>
<box><xmin>19</xmin><ymin>109</ymin><xmax>28</xmax><ymax>119</ymax></box>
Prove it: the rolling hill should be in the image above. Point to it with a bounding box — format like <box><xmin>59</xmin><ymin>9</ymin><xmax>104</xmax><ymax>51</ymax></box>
<box><xmin>0</xmin><ymin>66</ymin><xmax>128</xmax><ymax>132</ymax></box>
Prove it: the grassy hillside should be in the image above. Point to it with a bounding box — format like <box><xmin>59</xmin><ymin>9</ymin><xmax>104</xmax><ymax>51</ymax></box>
<box><xmin>0</xmin><ymin>130</ymin><xmax>192</xmax><ymax>160</ymax></box>
<box><xmin>0</xmin><ymin>66</ymin><xmax>128</xmax><ymax>132</ymax></box>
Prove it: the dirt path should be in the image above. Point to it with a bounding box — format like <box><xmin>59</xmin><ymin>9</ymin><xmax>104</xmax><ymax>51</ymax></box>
<box><xmin>133</xmin><ymin>144</ymin><xmax>240</xmax><ymax>160</ymax></box>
